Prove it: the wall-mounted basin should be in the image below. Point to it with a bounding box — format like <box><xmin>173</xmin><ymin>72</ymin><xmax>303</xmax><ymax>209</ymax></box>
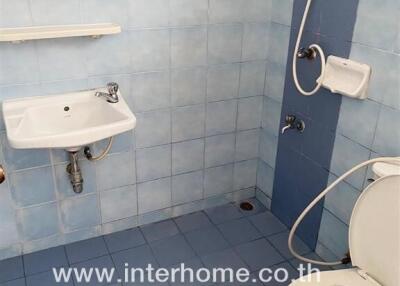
<box><xmin>2</xmin><ymin>87</ymin><xmax>136</xmax><ymax>150</ymax></box>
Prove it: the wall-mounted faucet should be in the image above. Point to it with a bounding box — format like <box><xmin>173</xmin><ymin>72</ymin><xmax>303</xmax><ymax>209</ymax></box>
<box><xmin>95</xmin><ymin>82</ymin><xmax>119</xmax><ymax>103</ymax></box>
<box><xmin>281</xmin><ymin>115</ymin><xmax>296</xmax><ymax>134</ymax></box>
<box><xmin>281</xmin><ymin>115</ymin><xmax>306</xmax><ymax>134</ymax></box>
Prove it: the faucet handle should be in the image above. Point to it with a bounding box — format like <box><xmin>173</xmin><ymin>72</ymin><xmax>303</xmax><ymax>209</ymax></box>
<box><xmin>285</xmin><ymin>115</ymin><xmax>296</xmax><ymax>125</ymax></box>
<box><xmin>107</xmin><ymin>82</ymin><xmax>119</xmax><ymax>95</ymax></box>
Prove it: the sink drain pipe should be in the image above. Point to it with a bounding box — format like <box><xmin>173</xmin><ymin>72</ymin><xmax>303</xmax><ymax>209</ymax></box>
<box><xmin>67</xmin><ymin>151</ymin><xmax>83</xmax><ymax>194</ymax></box>
<box><xmin>66</xmin><ymin>137</ymin><xmax>114</xmax><ymax>193</ymax></box>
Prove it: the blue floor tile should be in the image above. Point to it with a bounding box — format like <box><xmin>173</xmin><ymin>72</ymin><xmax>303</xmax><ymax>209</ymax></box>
<box><xmin>217</xmin><ymin>272</ymin><xmax>264</xmax><ymax>286</ymax></box>
<box><xmin>169</xmin><ymin>258</ymin><xmax>212</xmax><ymax>286</ymax></box>
<box><xmin>259</xmin><ymin>262</ymin><xmax>300</xmax><ymax>286</ymax></box>
<box><xmin>104</xmin><ymin>228</ymin><xmax>146</xmax><ymax>253</ymax></box>
<box><xmin>289</xmin><ymin>253</ymin><xmax>333</xmax><ymax>272</ymax></box>
<box><xmin>201</xmin><ymin>248</ymin><xmax>247</xmax><ymax>271</ymax></box>
<box><xmin>26</xmin><ymin>270</ymin><xmax>73</xmax><ymax>286</ymax></box>
<box><xmin>247</xmin><ymin>212</ymin><xmax>287</xmax><ymax>237</ymax></box>
<box><xmin>140</xmin><ymin>220</ymin><xmax>180</xmax><ymax>243</ymax></box>
<box><xmin>150</xmin><ymin>235</ymin><xmax>196</xmax><ymax>267</ymax></box>
<box><xmin>267</xmin><ymin>231</ymin><xmax>310</xmax><ymax>260</ymax></box>
<box><xmin>234</xmin><ymin>239</ymin><xmax>285</xmax><ymax>271</ymax></box>
<box><xmin>65</xmin><ymin>237</ymin><xmax>108</xmax><ymax>264</ymax></box>
<box><xmin>0</xmin><ymin>278</ymin><xmax>26</xmax><ymax>286</ymax></box>
<box><xmin>0</xmin><ymin>256</ymin><xmax>24</xmax><ymax>283</ymax></box>
<box><xmin>217</xmin><ymin>218</ymin><xmax>262</xmax><ymax>246</ymax></box>
<box><xmin>111</xmin><ymin>245</ymin><xmax>158</xmax><ymax>277</ymax></box>
<box><xmin>184</xmin><ymin>226</ymin><xmax>230</xmax><ymax>256</ymax></box>
<box><xmin>204</xmin><ymin>204</ymin><xmax>243</xmax><ymax>225</ymax></box>
<box><xmin>72</xmin><ymin>255</ymin><xmax>116</xmax><ymax>285</ymax></box>
<box><xmin>23</xmin><ymin>246</ymin><xmax>68</xmax><ymax>276</ymax></box>
<box><xmin>174</xmin><ymin>212</ymin><xmax>213</xmax><ymax>233</ymax></box>
<box><xmin>0</xmin><ymin>200</ymin><xmax>325</xmax><ymax>286</ymax></box>
<box><xmin>236</xmin><ymin>198</ymin><xmax>267</xmax><ymax>217</ymax></box>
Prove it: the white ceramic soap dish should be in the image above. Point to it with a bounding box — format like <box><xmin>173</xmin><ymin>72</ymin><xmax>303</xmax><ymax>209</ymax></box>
<box><xmin>317</xmin><ymin>56</ymin><xmax>372</xmax><ymax>100</ymax></box>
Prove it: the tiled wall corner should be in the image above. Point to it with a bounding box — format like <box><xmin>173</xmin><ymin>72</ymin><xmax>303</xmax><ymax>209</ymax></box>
<box><xmin>255</xmin><ymin>0</ymin><xmax>293</xmax><ymax>204</ymax></box>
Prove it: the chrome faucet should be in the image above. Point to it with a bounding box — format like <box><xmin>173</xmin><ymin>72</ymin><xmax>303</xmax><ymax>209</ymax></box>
<box><xmin>95</xmin><ymin>82</ymin><xmax>119</xmax><ymax>103</ymax></box>
<box><xmin>281</xmin><ymin>115</ymin><xmax>296</xmax><ymax>134</ymax></box>
<box><xmin>281</xmin><ymin>114</ymin><xmax>306</xmax><ymax>134</ymax></box>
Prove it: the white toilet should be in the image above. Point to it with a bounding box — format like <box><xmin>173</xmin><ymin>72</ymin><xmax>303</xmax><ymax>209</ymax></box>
<box><xmin>290</xmin><ymin>174</ymin><xmax>400</xmax><ymax>286</ymax></box>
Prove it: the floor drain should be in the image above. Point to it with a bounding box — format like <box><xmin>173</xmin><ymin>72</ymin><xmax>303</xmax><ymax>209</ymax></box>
<box><xmin>240</xmin><ymin>201</ymin><xmax>254</xmax><ymax>211</ymax></box>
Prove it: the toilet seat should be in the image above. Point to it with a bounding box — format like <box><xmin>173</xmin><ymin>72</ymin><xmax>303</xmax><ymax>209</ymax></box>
<box><xmin>290</xmin><ymin>175</ymin><xmax>400</xmax><ymax>286</ymax></box>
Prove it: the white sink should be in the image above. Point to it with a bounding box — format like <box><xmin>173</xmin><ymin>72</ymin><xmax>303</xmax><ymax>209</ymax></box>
<box><xmin>2</xmin><ymin>88</ymin><xmax>136</xmax><ymax>150</ymax></box>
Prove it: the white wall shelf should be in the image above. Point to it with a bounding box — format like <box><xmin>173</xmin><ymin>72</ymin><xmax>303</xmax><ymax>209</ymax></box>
<box><xmin>0</xmin><ymin>23</ymin><xmax>121</xmax><ymax>43</ymax></box>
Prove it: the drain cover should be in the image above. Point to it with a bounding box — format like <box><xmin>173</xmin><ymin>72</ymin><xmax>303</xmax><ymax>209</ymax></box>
<box><xmin>240</xmin><ymin>201</ymin><xmax>254</xmax><ymax>211</ymax></box>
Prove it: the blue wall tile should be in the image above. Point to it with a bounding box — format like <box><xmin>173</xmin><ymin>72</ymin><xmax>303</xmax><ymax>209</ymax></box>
<box><xmin>271</xmin><ymin>0</ymin><xmax>294</xmax><ymax>26</ymax></box>
<box><xmin>17</xmin><ymin>203</ymin><xmax>59</xmax><ymax>241</ymax></box>
<box><xmin>239</xmin><ymin>62</ymin><xmax>267</xmax><ymax>98</ymax></box>
<box><xmin>96</xmin><ymin>152</ymin><xmax>135</xmax><ymax>191</ymax></box>
<box><xmin>237</xmin><ymin>96</ymin><xmax>263</xmax><ymax>130</ymax></box>
<box><xmin>353</xmin><ymin>0</ymin><xmax>398</xmax><ymax>50</ymax></box>
<box><xmin>10</xmin><ymin>167</ymin><xmax>55</xmax><ymax>207</ymax></box>
<box><xmin>172</xmin><ymin>170</ymin><xmax>204</xmax><ymax>205</ymax></box>
<box><xmin>256</xmin><ymin>160</ymin><xmax>275</xmax><ymax>198</ymax></box>
<box><xmin>100</xmin><ymin>185</ymin><xmax>138</xmax><ymax>223</ymax></box>
<box><xmin>0</xmin><ymin>42</ymin><xmax>38</xmax><ymax>85</ymax></box>
<box><xmin>171</xmin><ymin>27</ymin><xmax>207</xmax><ymax>68</ymax></box>
<box><xmin>137</xmin><ymin>177</ymin><xmax>172</xmax><ymax>214</ymax></box>
<box><xmin>233</xmin><ymin>159</ymin><xmax>257</xmax><ymax>190</ymax></box>
<box><xmin>208</xmin><ymin>24</ymin><xmax>243</xmax><ymax>64</ymax></box>
<box><xmin>259</xmin><ymin>129</ymin><xmax>278</xmax><ymax>168</ymax></box>
<box><xmin>206</xmin><ymin>100</ymin><xmax>237</xmax><ymax>136</ymax></box>
<box><xmin>317</xmin><ymin>211</ymin><xmax>349</xmax><ymax>259</ymax></box>
<box><xmin>242</xmin><ymin>23</ymin><xmax>270</xmax><ymax>61</ymax></box>
<box><xmin>171</xmin><ymin>68</ymin><xmax>207</xmax><ymax>107</ymax></box>
<box><xmin>207</xmin><ymin>64</ymin><xmax>240</xmax><ymax>102</ymax></box>
<box><xmin>0</xmin><ymin>1</ymin><xmax>32</xmax><ymax>28</ymax></box>
<box><xmin>172</xmin><ymin>104</ymin><xmax>205</xmax><ymax>142</ymax></box>
<box><xmin>1</xmin><ymin>135</ymin><xmax>50</xmax><ymax>172</ymax></box>
<box><xmin>235</xmin><ymin>129</ymin><xmax>260</xmax><ymax>162</ymax></box>
<box><xmin>81</xmin><ymin>0</ymin><xmax>129</xmax><ymax>28</ymax></box>
<box><xmin>130</xmin><ymin>29</ymin><xmax>170</xmax><ymax>73</ymax></box>
<box><xmin>205</xmin><ymin>133</ymin><xmax>235</xmax><ymax>168</ymax></box>
<box><xmin>60</xmin><ymin>194</ymin><xmax>100</xmax><ymax>232</ymax></box>
<box><xmin>136</xmin><ymin>109</ymin><xmax>171</xmax><ymax>148</ymax></box>
<box><xmin>337</xmin><ymin>98</ymin><xmax>380</xmax><ymax>148</ymax></box>
<box><xmin>172</xmin><ymin>139</ymin><xmax>204</xmax><ymax>175</ymax></box>
<box><xmin>170</xmin><ymin>0</ymin><xmax>208</xmax><ymax>26</ymax></box>
<box><xmin>30</xmin><ymin>0</ymin><xmax>81</xmax><ymax>25</ymax></box>
<box><xmin>130</xmin><ymin>71</ymin><xmax>171</xmax><ymax>112</ymax></box>
<box><xmin>372</xmin><ymin>105</ymin><xmax>400</xmax><ymax>156</ymax></box>
<box><xmin>204</xmin><ymin>164</ymin><xmax>234</xmax><ymax>197</ymax></box>
<box><xmin>330</xmin><ymin>134</ymin><xmax>370</xmax><ymax>190</ymax></box>
<box><xmin>0</xmin><ymin>184</ymin><xmax>19</xmax><ymax>248</ymax></box>
<box><xmin>209</xmin><ymin>0</ymin><xmax>243</xmax><ymax>24</ymax></box>
<box><xmin>37</xmin><ymin>38</ymin><xmax>87</xmax><ymax>81</ymax></box>
<box><xmin>128</xmin><ymin>0</ymin><xmax>169</xmax><ymax>29</ymax></box>
<box><xmin>136</xmin><ymin>145</ymin><xmax>171</xmax><ymax>182</ymax></box>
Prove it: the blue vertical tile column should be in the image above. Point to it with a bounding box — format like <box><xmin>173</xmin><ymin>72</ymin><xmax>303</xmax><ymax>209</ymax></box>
<box><xmin>271</xmin><ymin>0</ymin><xmax>360</xmax><ymax>249</ymax></box>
